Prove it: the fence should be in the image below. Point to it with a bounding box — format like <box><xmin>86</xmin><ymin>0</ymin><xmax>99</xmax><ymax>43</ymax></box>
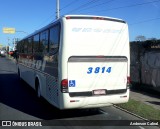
<box><xmin>130</xmin><ymin>40</ymin><xmax>160</xmax><ymax>92</ymax></box>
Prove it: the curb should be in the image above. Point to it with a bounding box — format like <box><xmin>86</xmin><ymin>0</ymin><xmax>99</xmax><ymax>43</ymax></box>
<box><xmin>113</xmin><ymin>105</ymin><xmax>149</xmax><ymax>121</ymax></box>
<box><xmin>114</xmin><ymin>105</ymin><xmax>160</xmax><ymax>128</ymax></box>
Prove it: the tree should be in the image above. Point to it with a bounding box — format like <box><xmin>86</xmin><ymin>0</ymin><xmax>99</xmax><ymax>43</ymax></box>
<box><xmin>135</xmin><ymin>35</ymin><xmax>146</xmax><ymax>42</ymax></box>
<box><xmin>148</xmin><ymin>37</ymin><xmax>157</xmax><ymax>41</ymax></box>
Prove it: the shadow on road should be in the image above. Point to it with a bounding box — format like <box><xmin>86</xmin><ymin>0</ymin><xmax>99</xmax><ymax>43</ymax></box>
<box><xmin>146</xmin><ymin>101</ymin><xmax>160</xmax><ymax>106</ymax></box>
<box><xmin>0</xmin><ymin>73</ymin><xmax>101</xmax><ymax>120</ymax></box>
<box><xmin>130</xmin><ymin>85</ymin><xmax>160</xmax><ymax>99</ymax></box>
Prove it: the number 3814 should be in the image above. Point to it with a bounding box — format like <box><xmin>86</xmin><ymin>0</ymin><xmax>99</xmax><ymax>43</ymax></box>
<box><xmin>87</xmin><ymin>67</ymin><xmax>112</xmax><ymax>74</ymax></box>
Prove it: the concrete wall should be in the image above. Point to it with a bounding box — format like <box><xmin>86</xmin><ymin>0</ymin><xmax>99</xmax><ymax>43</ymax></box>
<box><xmin>130</xmin><ymin>41</ymin><xmax>160</xmax><ymax>92</ymax></box>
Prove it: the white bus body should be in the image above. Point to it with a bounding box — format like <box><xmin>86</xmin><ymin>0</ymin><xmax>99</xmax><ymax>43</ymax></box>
<box><xmin>17</xmin><ymin>15</ymin><xmax>130</xmax><ymax>109</ymax></box>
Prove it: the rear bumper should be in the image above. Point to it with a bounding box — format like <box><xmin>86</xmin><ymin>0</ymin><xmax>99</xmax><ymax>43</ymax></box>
<box><xmin>60</xmin><ymin>88</ymin><xmax>129</xmax><ymax>109</ymax></box>
<box><xmin>69</xmin><ymin>89</ymin><xmax>127</xmax><ymax>97</ymax></box>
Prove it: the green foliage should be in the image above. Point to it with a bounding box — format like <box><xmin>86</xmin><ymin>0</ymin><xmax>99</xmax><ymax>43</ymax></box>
<box><xmin>117</xmin><ymin>99</ymin><xmax>160</xmax><ymax>120</ymax></box>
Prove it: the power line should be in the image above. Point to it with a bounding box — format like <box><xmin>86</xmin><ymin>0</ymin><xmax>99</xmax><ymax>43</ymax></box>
<box><xmin>35</xmin><ymin>0</ymin><xmax>100</xmax><ymax>29</ymax></box>
<box><xmin>35</xmin><ymin>14</ymin><xmax>55</xmax><ymax>30</ymax></box>
<box><xmin>34</xmin><ymin>0</ymin><xmax>114</xmax><ymax>29</ymax></box>
<box><xmin>85</xmin><ymin>0</ymin><xmax>160</xmax><ymax>13</ymax></box>
<box><xmin>62</xmin><ymin>0</ymin><xmax>100</xmax><ymax>15</ymax></box>
<box><xmin>34</xmin><ymin>0</ymin><xmax>81</xmax><ymax>30</ymax></box>
<box><xmin>35</xmin><ymin>0</ymin><xmax>160</xmax><ymax>31</ymax></box>
<box><xmin>60</xmin><ymin>0</ymin><xmax>80</xmax><ymax>10</ymax></box>
<box><xmin>129</xmin><ymin>17</ymin><xmax>160</xmax><ymax>25</ymax></box>
<box><xmin>80</xmin><ymin>0</ymin><xmax>116</xmax><ymax>11</ymax></box>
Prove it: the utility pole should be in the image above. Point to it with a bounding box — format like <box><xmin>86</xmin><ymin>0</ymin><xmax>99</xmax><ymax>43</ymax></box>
<box><xmin>56</xmin><ymin>0</ymin><xmax>60</xmax><ymax>19</ymax></box>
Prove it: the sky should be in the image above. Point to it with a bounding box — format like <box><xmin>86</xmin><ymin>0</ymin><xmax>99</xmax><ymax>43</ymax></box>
<box><xmin>0</xmin><ymin>0</ymin><xmax>160</xmax><ymax>47</ymax></box>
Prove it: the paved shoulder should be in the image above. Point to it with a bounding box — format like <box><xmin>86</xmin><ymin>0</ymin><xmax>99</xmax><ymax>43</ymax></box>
<box><xmin>130</xmin><ymin>89</ymin><xmax>160</xmax><ymax>110</ymax></box>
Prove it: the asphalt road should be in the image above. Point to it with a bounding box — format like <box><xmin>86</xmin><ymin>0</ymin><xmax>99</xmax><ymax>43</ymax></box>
<box><xmin>0</xmin><ymin>57</ymin><xmax>159</xmax><ymax>129</ymax></box>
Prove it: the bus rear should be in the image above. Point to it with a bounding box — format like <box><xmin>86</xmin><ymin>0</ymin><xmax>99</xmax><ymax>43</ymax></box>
<box><xmin>59</xmin><ymin>15</ymin><xmax>130</xmax><ymax>109</ymax></box>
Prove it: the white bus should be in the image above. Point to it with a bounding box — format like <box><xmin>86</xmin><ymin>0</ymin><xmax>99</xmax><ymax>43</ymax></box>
<box><xmin>16</xmin><ymin>15</ymin><xmax>130</xmax><ymax>109</ymax></box>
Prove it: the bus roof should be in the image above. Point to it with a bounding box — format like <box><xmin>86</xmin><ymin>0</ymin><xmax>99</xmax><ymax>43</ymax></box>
<box><xmin>19</xmin><ymin>15</ymin><xmax>126</xmax><ymax>41</ymax></box>
<box><xmin>63</xmin><ymin>15</ymin><xmax>126</xmax><ymax>23</ymax></box>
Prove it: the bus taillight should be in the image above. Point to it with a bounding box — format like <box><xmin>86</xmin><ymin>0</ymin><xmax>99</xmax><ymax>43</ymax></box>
<box><xmin>61</xmin><ymin>79</ymin><xmax>68</xmax><ymax>93</ymax></box>
<box><xmin>127</xmin><ymin>76</ymin><xmax>131</xmax><ymax>87</ymax></box>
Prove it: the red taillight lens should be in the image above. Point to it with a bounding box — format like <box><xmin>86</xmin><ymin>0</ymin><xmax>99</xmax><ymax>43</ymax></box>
<box><xmin>61</xmin><ymin>79</ymin><xmax>68</xmax><ymax>86</ymax></box>
<box><xmin>66</xmin><ymin>16</ymin><xmax>71</xmax><ymax>20</ymax></box>
<box><xmin>127</xmin><ymin>76</ymin><xmax>131</xmax><ymax>85</ymax></box>
<box><xmin>61</xmin><ymin>79</ymin><xmax>68</xmax><ymax>93</ymax></box>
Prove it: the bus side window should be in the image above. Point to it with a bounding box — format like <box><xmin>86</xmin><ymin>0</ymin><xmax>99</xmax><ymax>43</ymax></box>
<box><xmin>21</xmin><ymin>40</ymin><xmax>25</xmax><ymax>53</ymax></box>
<box><xmin>49</xmin><ymin>24</ymin><xmax>60</xmax><ymax>54</ymax></box>
<box><xmin>17</xmin><ymin>41</ymin><xmax>21</xmax><ymax>53</ymax></box>
<box><xmin>40</xmin><ymin>30</ymin><xmax>49</xmax><ymax>53</ymax></box>
<box><xmin>24</xmin><ymin>39</ymin><xmax>28</xmax><ymax>54</ymax></box>
<box><xmin>33</xmin><ymin>34</ymin><xmax>40</xmax><ymax>53</ymax></box>
<box><xmin>28</xmin><ymin>37</ymin><xmax>33</xmax><ymax>54</ymax></box>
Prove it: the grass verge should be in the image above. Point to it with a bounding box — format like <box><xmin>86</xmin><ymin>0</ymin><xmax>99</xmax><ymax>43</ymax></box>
<box><xmin>116</xmin><ymin>99</ymin><xmax>160</xmax><ymax>120</ymax></box>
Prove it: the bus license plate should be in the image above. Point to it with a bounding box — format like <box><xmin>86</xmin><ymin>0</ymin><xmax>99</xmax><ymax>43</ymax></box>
<box><xmin>93</xmin><ymin>89</ymin><xmax>106</xmax><ymax>95</ymax></box>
